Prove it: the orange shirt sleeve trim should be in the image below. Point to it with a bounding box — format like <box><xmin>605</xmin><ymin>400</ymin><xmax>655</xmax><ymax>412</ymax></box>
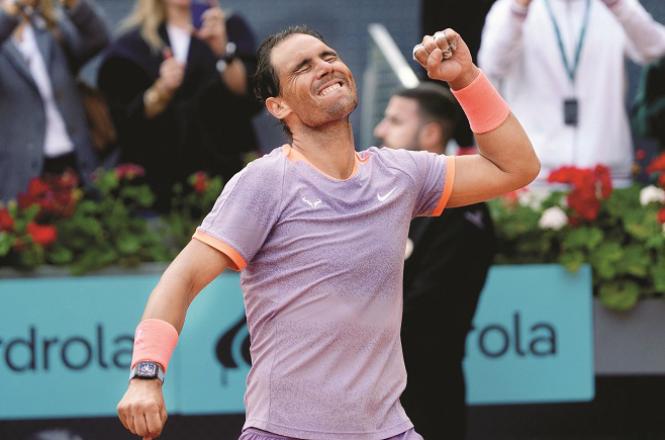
<box><xmin>431</xmin><ymin>156</ymin><xmax>456</xmax><ymax>217</ymax></box>
<box><xmin>192</xmin><ymin>228</ymin><xmax>247</xmax><ymax>271</ymax></box>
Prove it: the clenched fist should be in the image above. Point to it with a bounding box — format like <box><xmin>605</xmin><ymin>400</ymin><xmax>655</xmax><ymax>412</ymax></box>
<box><xmin>412</xmin><ymin>28</ymin><xmax>479</xmax><ymax>90</ymax></box>
<box><xmin>117</xmin><ymin>379</ymin><xmax>168</xmax><ymax>439</ymax></box>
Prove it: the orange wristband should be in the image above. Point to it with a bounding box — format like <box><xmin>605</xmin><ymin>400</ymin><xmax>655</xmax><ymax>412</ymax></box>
<box><xmin>451</xmin><ymin>70</ymin><xmax>511</xmax><ymax>134</ymax></box>
<box><xmin>130</xmin><ymin>318</ymin><xmax>179</xmax><ymax>372</ymax></box>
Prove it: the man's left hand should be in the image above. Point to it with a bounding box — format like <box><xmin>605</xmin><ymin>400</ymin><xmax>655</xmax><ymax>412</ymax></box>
<box><xmin>413</xmin><ymin>28</ymin><xmax>479</xmax><ymax>90</ymax></box>
<box><xmin>196</xmin><ymin>6</ymin><xmax>228</xmax><ymax>58</ymax></box>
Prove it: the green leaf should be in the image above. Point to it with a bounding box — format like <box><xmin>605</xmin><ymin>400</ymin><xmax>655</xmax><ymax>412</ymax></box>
<box><xmin>17</xmin><ymin>244</ymin><xmax>44</xmax><ymax>269</ymax></box>
<box><xmin>560</xmin><ymin>250</ymin><xmax>585</xmax><ymax>272</ymax></box>
<box><xmin>598</xmin><ymin>280</ymin><xmax>640</xmax><ymax>311</ymax></box>
<box><xmin>95</xmin><ymin>170</ymin><xmax>119</xmax><ymax>194</ymax></box>
<box><xmin>47</xmin><ymin>245</ymin><xmax>74</xmax><ymax>265</ymax></box>
<box><xmin>563</xmin><ymin>227</ymin><xmax>603</xmax><ymax>251</ymax></box>
<box><xmin>116</xmin><ymin>235</ymin><xmax>141</xmax><ymax>255</ymax></box>
<box><xmin>623</xmin><ymin>208</ymin><xmax>660</xmax><ymax>240</ymax></box>
<box><xmin>651</xmin><ymin>258</ymin><xmax>665</xmax><ymax>293</ymax></box>
<box><xmin>590</xmin><ymin>242</ymin><xmax>623</xmax><ymax>280</ymax></box>
<box><xmin>615</xmin><ymin>245</ymin><xmax>650</xmax><ymax>277</ymax></box>
<box><xmin>0</xmin><ymin>232</ymin><xmax>12</xmax><ymax>256</ymax></box>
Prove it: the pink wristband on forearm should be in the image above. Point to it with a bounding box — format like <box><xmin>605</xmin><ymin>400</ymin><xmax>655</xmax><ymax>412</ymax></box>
<box><xmin>130</xmin><ymin>318</ymin><xmax>179</xmax><ymax>372</ymax></box>
<box><xmin>451</xmin><ymin>70</ymin><xmax>511</xmax><ymax>134</ymax></box>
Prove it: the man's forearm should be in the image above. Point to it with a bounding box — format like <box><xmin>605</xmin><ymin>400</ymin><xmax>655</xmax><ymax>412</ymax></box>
<box><xmin>141</xmin><ymin>267</ymin><xmax>194</xmax><ymax>334</ymax></box>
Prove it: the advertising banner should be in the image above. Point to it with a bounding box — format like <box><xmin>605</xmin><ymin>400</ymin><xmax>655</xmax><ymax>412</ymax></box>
<box><xmin>0</xmin><ymin>264</ymin><xmax>593</xmax><ymax>419</ymax></box>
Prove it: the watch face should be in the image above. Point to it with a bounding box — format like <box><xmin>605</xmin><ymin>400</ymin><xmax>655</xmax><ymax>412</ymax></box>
<box><xmin>137</xmin><ymin>362</ymin><xmax>157</xmax><ymax>377</ymax></box>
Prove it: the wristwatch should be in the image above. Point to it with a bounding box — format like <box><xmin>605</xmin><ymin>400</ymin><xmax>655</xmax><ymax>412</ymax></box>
<box><xmin>129</xmin><ymin>361</ymin><xmax>165</xmax><ymax>383</ymax></box>
<box><xmin>215</xmin><ymin>41</ymin><xmax>238</xmax><ymax>74</ymax></box>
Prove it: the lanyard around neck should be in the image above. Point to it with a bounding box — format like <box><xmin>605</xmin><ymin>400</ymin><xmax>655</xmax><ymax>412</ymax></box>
<box><xmin>543</xmin><ymin>0</ymin><xmax>592</xmax><ymax>84</ymax></box>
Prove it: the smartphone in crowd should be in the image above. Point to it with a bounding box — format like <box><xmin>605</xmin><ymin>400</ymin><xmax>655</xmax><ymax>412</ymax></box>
<box><xmin>191</xmin><ymin>0</ymin><xmax>212</xmax><ymax>30</ymax></box>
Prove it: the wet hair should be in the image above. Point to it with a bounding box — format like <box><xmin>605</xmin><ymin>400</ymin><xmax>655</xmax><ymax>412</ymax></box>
<box><xmin>253</xmin><ymin>25</ymin><xmax>327</xmax><ymax>104</ymax></box>
<box><xmin>394</xmin><ymin>82</ymin><xmax>460</xmax><ymax>144</ymax></box>
<box><xmin>253</xmin><ymin>26</ymin><xmax>328</xmax><ymax>139</ymax></box>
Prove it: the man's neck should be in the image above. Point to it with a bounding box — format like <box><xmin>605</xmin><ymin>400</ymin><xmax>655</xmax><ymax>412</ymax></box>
<box><xmin>166</xmin><ymin>4</ymin><xmax>191</xmax><ymax>30</ymax></box>
<box><xmin>290</xmin><ymin>120</ymin><xmax>356</xmax><ymax>180</ymax></box>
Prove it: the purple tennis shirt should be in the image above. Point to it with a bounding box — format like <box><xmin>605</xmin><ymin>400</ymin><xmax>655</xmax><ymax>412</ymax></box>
<box><xmin>194</xmin><ymin>145</ymin><xmax>454</xmax><ymax>440</ymax></box>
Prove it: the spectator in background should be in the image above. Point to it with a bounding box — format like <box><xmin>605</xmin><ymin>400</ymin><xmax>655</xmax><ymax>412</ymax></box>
<box><xmin>98</xmin><ymin>0</ymin><xmax>261</xmax><ymax>212</ymax></box>
<box><xmin>479</xmin><ymin>0</ymin><xmax>665</xmax><ymax>186</ymax></box>
<box><xmin>633</xmin><ymin>54</ymin><xmax>665</xmax><ymax>150</ymax></box>
<box><xmin>0</xmin><ymin>0</ymin><xmax>109</xmax><ymax>202</ymax></box>
<box><xmin>374</xmin><ymin>83</ymin><xmax>495</xmax><ymax>440</ymax></box>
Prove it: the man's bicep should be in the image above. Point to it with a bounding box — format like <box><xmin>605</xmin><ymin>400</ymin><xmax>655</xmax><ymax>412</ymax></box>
<box><xmin>179</xmin><ymin>239</ymin><xmax>232</xmax><ymax>295</ymax></box>
<box><xmin>447</xmin><ymin>154</ymin><xmax>517</xmax><ymax>207</ymax></box>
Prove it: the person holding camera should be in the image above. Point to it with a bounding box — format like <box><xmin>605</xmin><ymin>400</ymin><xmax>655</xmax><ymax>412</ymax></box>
<box><xmin>98</xmin><ymin>0</ymin><xmax>261</xmax><ymax>212</ymax></box>
<box><xmin>479</xmin><ymin>0</ymin><xmax>665</xmax><ymax>186</ymax></box>
<box><xmin>0</xmin><ymin>0</ymin><xmax>109</xmax><ymax>201</ymax></box>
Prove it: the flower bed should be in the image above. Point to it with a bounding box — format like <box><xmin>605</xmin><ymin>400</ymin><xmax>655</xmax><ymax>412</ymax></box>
<box><xmin>490</xmin><ymin>154</ymin><xmax>665</xmax><ymax>311</ymax></box>
<box><xmin>0</xmin><ymin>165</ymin><xmax>221</xmax><ymax>275</ymax></box>
<box><xmin>2</xmin><ymin>154</ymin><xmax>665</xmax><ymax>311</ymax></box>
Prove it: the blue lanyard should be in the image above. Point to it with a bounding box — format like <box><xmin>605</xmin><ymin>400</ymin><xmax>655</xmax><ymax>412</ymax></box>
<box><xmin>543</xmin><ymin>0</ymin><xmax>592</xmax><ymax>84</ymax></box>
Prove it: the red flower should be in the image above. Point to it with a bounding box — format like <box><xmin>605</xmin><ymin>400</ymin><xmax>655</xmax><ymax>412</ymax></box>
<box><xmin>547</xmin><ymin>166</ymin><xmax>576</xmax><ymax>184</ymax></box>
<box><xmin>636</xmin><ymin>149</ymin><xmax>647</xmax><ymax>161</ymax></box>
<box><xmin>0</xmin><ymin>208</ymin><xmax>14</xmax><ymax>232</ymax></box>
<box><xmin>548</xmin><ymin>164</ymin><xmax>612</xmax><ymax>224</ymax></box>
<box><xmin>192</xmin><ymin>171</ymin><xmax>209</xmax><ymax>194</ymax></box>
<box><xmin>594</xmin><ymin>165</ymin><xmax>612</xmax><ymax>198</ymax></box>
<box><xmin>18</xmin><ymin>178</ymin><xmax>49</xmax><ymax>208</ymax></box>
<box><xmin>568</xmin><ymin>188</ymin><xmax>600</xmax><ymax>221</ymax></box>
<box><xmin>115</xmin><ymin>164</ymin><xmax>145</xmax><ymax>180</ymax></box>
<box><xmin>659</xmin><ymin>173</ymin><xmax>665</xmax><ymax>189</ymax></box>
<box><xmin>658</xmin><ymin>209</ymin><xmax>665</xmax><ymax>224</ymax></box>
<box><xmin>17</xmin><ymin>174</ymin><xmax>79</xmax><ymax>219</ymax></box>
<box><xmin>26</xmin><ymin>222</ymin><xmax>57</xmax><ymax>246</ymax></box>
<box><xmin>55</xmin><ymin>170</ymin><xmax>79</xmax><ymax>190</ymax></box>
<box><xmin>647</xmin><ymin>153</ymin><xmax>665</xmax><ymax>174</ymax></box>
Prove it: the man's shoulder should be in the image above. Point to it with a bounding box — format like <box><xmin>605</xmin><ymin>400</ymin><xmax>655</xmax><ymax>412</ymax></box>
<box><xmin>232</xmin><ymin>146</ymin><xmax>287</xmax><ymax>184</ymax></box>
<box><xmin>362</xmin><ymin>146</ymin><xmax>419</xmax><ymax>166</ymax></box>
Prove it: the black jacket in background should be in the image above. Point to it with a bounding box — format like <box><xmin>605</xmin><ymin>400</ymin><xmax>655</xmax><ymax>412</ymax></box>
<box><xmin>401</xmin><ymin>202</ymin><xmax>495</xmax><ymax>440</ymax></box>
<box><xmin>97</xmin><ymin>14</ymin><xmax>261</xmax><ymax>211</ymax></box>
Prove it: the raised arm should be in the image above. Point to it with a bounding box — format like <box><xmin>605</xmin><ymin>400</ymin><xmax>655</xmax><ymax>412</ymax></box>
<box><xmin>414</xmin><ymin>28</ymin><xmax>540</xmax><ymax>208</ymax></box>
<box><xmin>57</xmin><ymin>0</ymin><xmax>111</xmax><ymax>71</ymax></box>
<box><xmin>477</xmin><ymin>0</ymin><xmax>531</xmax><ymax>80</ymax></box>
<box><xmin>117</xmin><ymin>239</ymin><xmax>230</xmax><ymax>440</ymax></box>
<box><xmin>603</xmin><ymin>0</ymin><xmax>665</xmax><ymax>64</ymax></box>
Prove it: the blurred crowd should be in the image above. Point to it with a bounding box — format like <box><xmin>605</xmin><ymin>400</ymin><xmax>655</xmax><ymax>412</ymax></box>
<box><xmin>0</xmin><ymin>0</ymin><xmax>664</xmax><ymax>206</ymax></box>
<box><xmin>0</xmin><ymin>0</ymin><xmax>260</xmax><ymax>212</ymax></box>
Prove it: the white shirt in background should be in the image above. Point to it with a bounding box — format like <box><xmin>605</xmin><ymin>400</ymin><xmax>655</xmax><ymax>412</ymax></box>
<box><xmin>479</xmin><ymin>0</ymin><xmax>665</xmax><ymax>186</ymax></box>
<box><xmin>14</xmin><ymin>24</ymin><xmax>75</xmax><ymax>158</ymax></box>
<box><xmin>167</xmin><ymin>24</ymin><xmax>191</xmax><ymax>65</ymax></box>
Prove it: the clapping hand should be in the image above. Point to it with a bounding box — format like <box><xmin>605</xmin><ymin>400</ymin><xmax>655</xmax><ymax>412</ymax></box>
<box><xmin>196</xmin><ymin>3</ymin><xmax>228</xmax><ymax>58</ymax></box>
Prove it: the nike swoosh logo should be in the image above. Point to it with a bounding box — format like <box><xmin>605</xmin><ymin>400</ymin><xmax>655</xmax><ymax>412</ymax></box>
<box><xmin>377</xmin><ymin>187</ymin><xmax>397</xmax><ymax>202</ymax></box>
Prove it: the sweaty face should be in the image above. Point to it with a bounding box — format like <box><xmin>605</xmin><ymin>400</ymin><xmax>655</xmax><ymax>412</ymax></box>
<box><xmin>373</xmin><ymin>96</ymin><xmax>422</xmax><ymax>150</ymax></box>
<box><xmin>270</xmin><ymin>34</ymin><xmax>358</xmax><ymax>129</ymax></box>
